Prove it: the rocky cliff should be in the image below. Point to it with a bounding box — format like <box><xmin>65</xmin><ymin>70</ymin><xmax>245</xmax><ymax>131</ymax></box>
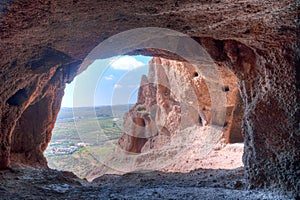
<box><xmin>118</xmin><ymin>57</ymin><xmax>244</xmax><ymax>153</ymax></box>
<box><xmin>0</xmin><ymin>0</ymin><xmax>299</xmax><ymax>197</ymax></box>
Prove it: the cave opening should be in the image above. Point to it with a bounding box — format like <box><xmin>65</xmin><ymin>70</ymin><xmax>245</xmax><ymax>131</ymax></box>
<box><xmin>44</xmin><ymin>55</ymin><xmax>153</xmax><ymax>178</ymax></box>
<box><xmin>1</xmin><ymin>1</ymin><xmax>298</xmax><ymax>196</ymax></box>
<box><xmin>43</xmin><ymin>54</ymin><xmax>245</xmax><ymax>180</ymax></box>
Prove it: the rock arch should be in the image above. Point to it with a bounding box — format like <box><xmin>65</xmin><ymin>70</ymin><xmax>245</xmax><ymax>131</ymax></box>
<box><xmin>0</xmin><ymin>0</ymin><xmax>298</xmax><ymax>197</ymax></box>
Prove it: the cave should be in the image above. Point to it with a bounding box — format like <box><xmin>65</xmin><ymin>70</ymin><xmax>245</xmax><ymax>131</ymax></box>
<box><xmin>44</xmin><ymin>54</ymin><xmax>245</xmax><ymax>178</ymax></box>
<box><xmin>0</xmin><ymin>0</ymin><xmax>299</xmax><ymax>199</ymax></box>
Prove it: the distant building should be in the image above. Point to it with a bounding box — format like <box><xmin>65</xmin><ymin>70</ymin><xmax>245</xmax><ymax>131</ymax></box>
<box><xmin>77</xmin><ymin>143</ymin><xmax>86</xmax><ymax>147</ymax></box>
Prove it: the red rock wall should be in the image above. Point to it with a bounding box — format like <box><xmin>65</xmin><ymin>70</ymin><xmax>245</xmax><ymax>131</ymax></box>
<box><xmin>0</xmin><ymin>48</ymin><xmax>80</xmax><ymax>168</ymax></box>
<box><xmin>119</xmin><ymin>57</ymin><xmax>244</xmax><ymax>153</ymax></box>
<box><xmin>199</xmin><ymin>38</ymin><xmax>299</xmax><ymax>194</ymax></box>
<box><xmin>0</xmin><ymin>0</ymin><xmax>298</xmax><ymax>197</ymax></box>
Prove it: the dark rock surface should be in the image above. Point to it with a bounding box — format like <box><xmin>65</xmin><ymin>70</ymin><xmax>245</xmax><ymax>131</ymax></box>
<box><xmin>0</xmin><ymin>0</ymin><xmax>299</xmax><ymax>197</ymax></box>
<box><xmin>0</xmin><ymin>166</ymin><xmax>292</xmax><ymax>200</ymax></box>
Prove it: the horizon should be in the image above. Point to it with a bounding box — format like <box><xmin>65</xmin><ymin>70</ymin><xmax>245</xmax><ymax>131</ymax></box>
<box><xmin>61</xmin><ymin>55</ymin><xmax>152</xmax><ymax>108</ymax></box>
<box><xmin>61</xmin><ymin>103</ymin><xmax>135</xmax><ymax>109</ymax></box>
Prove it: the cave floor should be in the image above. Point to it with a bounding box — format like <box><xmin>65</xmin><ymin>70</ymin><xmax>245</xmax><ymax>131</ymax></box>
<box><xmin>0</xmin><ymin>165</ymin><xmax>290</xmax><ymax>200</ymax></box>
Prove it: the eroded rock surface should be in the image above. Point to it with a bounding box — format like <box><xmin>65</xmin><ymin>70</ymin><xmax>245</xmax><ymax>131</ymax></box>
<box><xmin>0</xmin><ymin>0</ymin><xmax>299</xmax><ymax>197</ymax></box>
<box><xmin>0</xmin><ymin>165</ymin><xmax>292</xmax><ymax>200</ymax></box>
<box><xmin>119</xmin><ymin>57</ymin><xmax>244</xmax><ymax>154</ymax></box>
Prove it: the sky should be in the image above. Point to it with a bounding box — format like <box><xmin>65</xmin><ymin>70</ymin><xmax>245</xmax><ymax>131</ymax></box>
<box><xmin>61</xmin><ymin>55</ymin><xmax>152</xmax><ymax>107</ymax></box>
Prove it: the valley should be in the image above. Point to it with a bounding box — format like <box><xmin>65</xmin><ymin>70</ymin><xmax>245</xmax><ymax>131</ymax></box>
<box><xmin>45</xmin><ymin>105</ymin><xmax>130</xmax><ymax>178</ymax></box>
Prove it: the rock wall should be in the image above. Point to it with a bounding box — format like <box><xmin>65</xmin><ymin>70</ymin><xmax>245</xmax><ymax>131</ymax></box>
<box><xmin>0</xmin><ymin>0</ymin><xmax>299</xmax><ymax>197</ymax></box>
<box><xmin>201</xmin><ymin>38</ymin><xmax>299</xmax><ymax>194</ymax></box>
<box><xmin>118</xmin><ymin>57</ymin><xmax>244</xmax><ymax>153</ymax></box>
<box><xmin>0</xmin><ymin>48</ymin><xmax>80</xmax><ymax>168</ymax></box>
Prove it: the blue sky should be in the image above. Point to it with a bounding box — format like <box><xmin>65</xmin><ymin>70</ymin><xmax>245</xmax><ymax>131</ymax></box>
<box><xmin>61</xmin><ymin>55</ymin><xmax>152</xmax><ymax>107</ymax></box>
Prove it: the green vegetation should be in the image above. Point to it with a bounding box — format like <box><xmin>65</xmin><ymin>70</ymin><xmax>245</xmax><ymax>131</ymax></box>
<box><xmin>46</xmin><ymin>146</ymin><xmax>98</xmax><ymax>178</ymax></box>
<box><xmin>136</xmin><ymin>104</ymin><xmax>150</xmax><ymax>114</ymax></box>
<box><xmin>45</xmin><ymin>105</ymin><xmax>130</xmax><ymax>178</ymax></box>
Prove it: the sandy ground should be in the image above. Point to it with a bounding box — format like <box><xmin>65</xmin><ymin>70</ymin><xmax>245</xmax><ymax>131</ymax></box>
<box><xmin>86</xmin><ymin>126</ymin><xmax>244</xmax><ymax>179</ymax></box>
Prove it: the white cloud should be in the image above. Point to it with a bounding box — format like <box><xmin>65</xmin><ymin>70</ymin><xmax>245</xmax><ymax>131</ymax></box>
<box><xmin>110</xmin><ymin>56</ymin><xmax>144</xmax><ymax>70</ymax></box>
<box><xmin>114</xmin><ymin>84</ymin><xmax>123</xmax><ymax>89</ymax></box>
<box><xmin>104</xmin><ymin>74</ymin><xmax>114</xmax><ymax>80</ymax></box>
